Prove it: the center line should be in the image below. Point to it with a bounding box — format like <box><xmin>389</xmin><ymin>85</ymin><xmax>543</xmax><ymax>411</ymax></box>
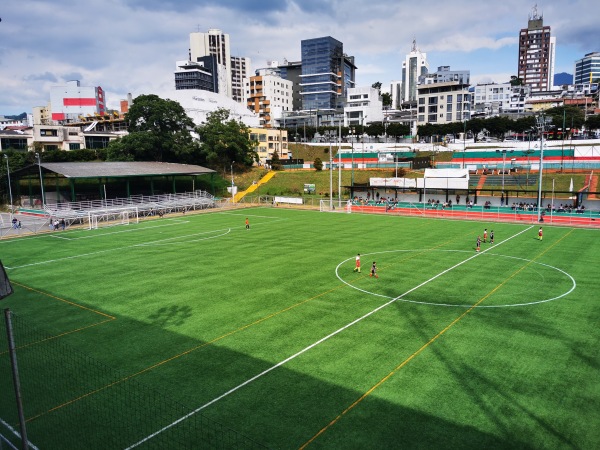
<box><xmin>124</xmin><ymin>225</ymin><xmax>533</xmax><ymax>450</ymax></box>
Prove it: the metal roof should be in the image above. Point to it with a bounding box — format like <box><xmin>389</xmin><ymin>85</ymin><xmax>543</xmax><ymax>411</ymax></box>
<box><xmin>37</xmin><ymin>162</ymin><xmax>215</xmax><ymax>178</ymax></box>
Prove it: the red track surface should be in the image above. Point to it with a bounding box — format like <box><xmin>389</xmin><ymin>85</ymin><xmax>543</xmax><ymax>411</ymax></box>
<box><xmin>351</xmin><ymin>205</ymin><xmax>600</xmax><ymax>228</ymax></box>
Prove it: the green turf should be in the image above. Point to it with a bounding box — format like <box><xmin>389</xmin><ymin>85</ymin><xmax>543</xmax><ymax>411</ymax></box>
<box><xmin>1</xmin><ymin>208</ymin><xmax>599</xmax><ymax>449</ymax></box>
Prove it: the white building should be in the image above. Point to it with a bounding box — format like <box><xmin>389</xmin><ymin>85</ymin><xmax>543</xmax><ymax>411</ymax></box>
<box><xmin>246</xmin><ymin>67</ymin><xmax>293</xmax><ymax>128</ymax></box>
<box><xmin>49</xmin><ymin>80</ymin><xmax>106</xmax><ymax>123</ymax></box>
<box><xmin>401</xmin><ymin>39</ymin><xmax>429</xmax><ymax>104</ymax></box>
<box><xmin>344</xmin><ymin>86</ymin><xmax>383</xmax><ymax>127</ymax></box>
<box><xmin>231</xmin><ymin>56</ymin><xmax>250</xmax><ymax>104</ymax></box>
<box><xmin>473</xmin><ymin>83</ymin><xmax>513</xmax><ymax>117</ymax></box>
<box><xmin>161</xmin><ymin>89</ymin><xmax>260</xmax><ymax>128</ymax></box>
<box><xmin>417</xmin><ymin>81</ymin><xmax>471</xmax><ymax>125</ymax></box>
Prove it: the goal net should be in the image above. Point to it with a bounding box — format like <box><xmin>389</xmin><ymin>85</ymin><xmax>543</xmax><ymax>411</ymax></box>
<box><xmin>319</xmin><ymin>199</ymin><xmax>352</xmax><ymax>213</ymax></box>
<box><xmin>88</xmin><ymin>208</ymin><xmax>139</xmax><ymax>230</ymax></box>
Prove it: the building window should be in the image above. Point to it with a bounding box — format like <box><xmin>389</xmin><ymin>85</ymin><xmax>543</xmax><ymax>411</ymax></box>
<box><xmin>69</xmin><ymin>143</ymin><xmax>81</xmax><ymax>150</ymax></box>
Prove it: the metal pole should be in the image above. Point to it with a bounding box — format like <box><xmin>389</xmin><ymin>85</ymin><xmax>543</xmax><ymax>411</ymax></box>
<box><xmin>329</xmin><ymin>141</ymin><xmax>333</xmax><ymax>210</ymax></box>
<box><xmin>231</xmin><ymin>161</ymin><xmax>235</xmax><ymax>203</ymax></box>
<box><xmin>5</xmin><ymin>155</ymin><xmax>14</xmax><ymax>218</ymax></box>
<box><xmin>351</xmin><ymin>130</ymin><xmax>354</xmax><ymax>188</ymax></box>
<box><xmin>463</xmin><ymin>119</ymin><xmax>466</xmax><ymax>169</ymax></box>
<box><xmin>537</xmin><ymin>116</ymin><xmax>546</xmax><ymax>222</ymax></box>
<box><xmin>338</xmin><ymin>137</ymin><xmax>342</xmax><ymax>208</ymax></box>
<box><xmin>4</xmin><ymin>308</ymin><xmax>29</xmax><ymax>450</ymax></box>
<box><xmin>35</xmin><ymin>153</ymin><xmax>45</xmax><ymax>208</ymax></box>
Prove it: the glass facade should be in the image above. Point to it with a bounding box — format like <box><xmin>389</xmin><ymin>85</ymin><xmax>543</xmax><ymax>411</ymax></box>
<box><xmin>300</xmin><ymin>37</ymin><xmax>343</xmax><ymax>112</ymax></box>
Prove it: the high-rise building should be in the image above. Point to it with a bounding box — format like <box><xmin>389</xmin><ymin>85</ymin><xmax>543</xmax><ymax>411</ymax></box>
<box><xmin>517</xmin><ymin>6</ymin><xmax>556</xmax><ymax>92</ymax></box>
<box><xmin>299</xmin><ymin>36</ymin><xmax>356</xmax><ymax>117</ymax></box>
<box><xmin>246</xmin><ymin>67</ymin><xmax>293</xmax><ymax>128</ymax></box>
<box><xmin>188</xmin><ymin>29</ymin><xmax>250</xmax><ymax>103</ymax></box>
<box><xmin>174</xmin><ymin>56</ymin><xmax>220</xmax><ymax>92</ymax></box>
<box><xmin>574</xmin><ymin>52</ymin><xmax>600</xmax><ymax>85</ymax></box>
<box><xmin>278</xmin><ymin>60</ymin><xmax>303</xmax><ymax>111</ymax></box>
<box><xmin>401</xmin><ymin>39</ymin><xmax>429</xmax><ymax>104</ymax></box>
<box><xmin>50</xmin><ymin>80</ymin><xmax>106</xmax><ymax>122</ymax></box>
<box><xmin>417</xmin><ymin>81</ymin><xmax>471</xmax><ymax>126</ymax></box>
<box><xmin>231</xmin><ymin>56</ymin><xmax>250</xmax><ymax>104</ymax></box>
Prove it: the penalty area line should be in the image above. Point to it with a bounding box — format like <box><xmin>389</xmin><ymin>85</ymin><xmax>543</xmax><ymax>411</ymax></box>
<box><xmin>125</xmin><ymin>225</ymin><xmax>533</xmax><ymax>450</ymax></box>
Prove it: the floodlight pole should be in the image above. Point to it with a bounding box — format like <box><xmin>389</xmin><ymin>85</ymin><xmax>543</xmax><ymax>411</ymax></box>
<box><xmin>35</xmin><ymin>153</ymin><xmax>45</xmax><ymax>208</ymax></box>
<box><xmin>536</xmin><ymin>113</ymin><xmax>549</xmax><ymax>222</ymax></box>
<box><xmin>5</xmin><ymin>155</ymin><xmax>14</xmax><ymax>218</ymax></box>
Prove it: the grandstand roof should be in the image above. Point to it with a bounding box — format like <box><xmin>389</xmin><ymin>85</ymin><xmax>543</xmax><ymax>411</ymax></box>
<box><xmin>31</xmin><ymin>162</ymin><xmax>215</xmax><ymax>178</ymax></box>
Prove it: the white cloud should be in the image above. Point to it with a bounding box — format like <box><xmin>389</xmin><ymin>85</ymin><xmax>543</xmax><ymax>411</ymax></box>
<box><xmin>0</xmin><ymin>0</ymin><xmax>597</xmax><ymax>114</ymax></box>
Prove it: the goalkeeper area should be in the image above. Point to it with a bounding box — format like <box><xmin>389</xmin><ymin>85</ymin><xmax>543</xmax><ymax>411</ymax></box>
<box><xmin>1</xmin><ymin>207</ymin><xmax>599</xmax><ymax>449</ymax></box>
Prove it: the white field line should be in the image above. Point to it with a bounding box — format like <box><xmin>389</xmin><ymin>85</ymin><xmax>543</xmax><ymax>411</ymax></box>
<box><xmin>5</xmin><ymin>228</ymin><xmax>231</xmax><ymax>270</ymax></box>
<box><xmin>0</xmin><ymin>219</ymin><xmax>190</xmax><ymax>245</ymax></box>
<box><xmin>124</xmin><ymin>225</ymin><xmax>534</xmax><ymax>449</ymax></box>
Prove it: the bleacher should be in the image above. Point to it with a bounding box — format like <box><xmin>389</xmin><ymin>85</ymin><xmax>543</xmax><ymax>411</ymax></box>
<box><xmin>43</xmin><ymin>191</ymin><xmax>216</xmax><ymax>225</ymax></box>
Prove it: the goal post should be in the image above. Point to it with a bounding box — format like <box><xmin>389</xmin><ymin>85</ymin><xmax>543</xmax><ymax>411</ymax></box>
<box><xmin>88</xmin><ymin>207</ymin><xmax>139</xmax><ymax>230</ymax></box>
<box><xmin>320</xmin><ymin>199</ymin><xmax>352</xmax><ymax>213</ymax></box>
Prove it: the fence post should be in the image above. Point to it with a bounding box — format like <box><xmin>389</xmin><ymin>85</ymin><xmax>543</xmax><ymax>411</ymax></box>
<box><xmin>3</xmin><ymin>309</ymin><xmax>29</xmax><ymax>450</ymax></box>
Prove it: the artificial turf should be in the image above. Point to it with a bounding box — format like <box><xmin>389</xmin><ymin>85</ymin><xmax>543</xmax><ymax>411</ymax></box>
<box><xmin>1</xmin><ymin>207</ymin><xmax>599</xmax><ymax>449</ymax></box>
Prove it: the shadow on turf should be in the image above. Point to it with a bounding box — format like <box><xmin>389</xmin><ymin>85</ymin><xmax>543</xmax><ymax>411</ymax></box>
<box><xmin>0</xmin><ymin>300</ymin><xmax>535</xmax><ymax>450</ymax></box>
<box><xmin>395</xmin><ymin>301</ymin><xmax>579</xmax><ymax>449</ymax></box>
<box><xmin>147</xmin><ymin>305</ymin><xmax>193</xmax><ymax>327</ymax></box>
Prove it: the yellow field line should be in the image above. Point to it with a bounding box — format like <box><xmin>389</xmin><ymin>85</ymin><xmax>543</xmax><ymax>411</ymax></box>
<box><xmin>300</xmin><ymin>228</ymin><xmax>575</xmax><ymax>448</ymax></box>
<box><xmin>11</xmin><ymin>281</ymin><xmax>115</xmax><ymax>319</ymax></box>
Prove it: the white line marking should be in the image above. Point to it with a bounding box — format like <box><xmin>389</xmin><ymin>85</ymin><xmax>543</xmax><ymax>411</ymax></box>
<box><xmin>6</xmin><ymin>228</ymin><xmax>232</xmax><ymax>270</ymax></box>
<box><xmin>336</xmin><ymin>250</ymin><xmax>576</xmax><ymax>307</ymax></box>
<box><xmin>124</xmin><ymin>225</ymin><xmax>534</xmax><ymax>449</ymax></box>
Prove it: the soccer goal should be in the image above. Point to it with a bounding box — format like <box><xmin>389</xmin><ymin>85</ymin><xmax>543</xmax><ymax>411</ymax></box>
<box><xmin>88</xmin><ymin>208</ymin><xmax>139</xmax><ymax>230</ymax></box>
<box><xmin>319</xmin><ymin>199</ymin><xmax>352</xmax><ymax>213</ymax></box>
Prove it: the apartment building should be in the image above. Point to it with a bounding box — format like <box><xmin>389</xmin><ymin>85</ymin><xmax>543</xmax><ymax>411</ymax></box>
<box><xmin>246</xmin><ymin>68</ymin><xmax>293</xmax><ymax>128</ymax></box>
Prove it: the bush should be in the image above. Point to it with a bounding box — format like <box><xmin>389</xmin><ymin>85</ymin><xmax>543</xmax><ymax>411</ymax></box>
<box><xmin>314</xmin><ymin>157</ymin><xmax>323</xmax><ymax>171</ymax></box>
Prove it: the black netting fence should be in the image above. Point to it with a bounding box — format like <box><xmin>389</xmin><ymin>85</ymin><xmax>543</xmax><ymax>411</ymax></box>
<box><xmin>0</xmin><ymin>311</ymin><xmax>267</xmax><ymax>449</ymax></box>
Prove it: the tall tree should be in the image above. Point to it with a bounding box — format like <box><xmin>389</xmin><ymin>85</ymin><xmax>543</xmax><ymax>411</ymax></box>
<box><xmin>108</xmin><ymin>94</ymin><xmax>199</xmax><ymax>162</ymax></box>
<box><xmin>195</xmin><ymin>108</ymin><xmax>258</xmax><ymax>169</ymax></box>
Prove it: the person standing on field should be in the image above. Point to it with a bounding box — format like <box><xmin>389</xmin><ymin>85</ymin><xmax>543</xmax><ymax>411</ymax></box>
<box><xmin>483</xmin><ymin>228</ymin><xmax>488</xmax><ymax>243</ymax></box>
<box><xmin>490</xmin><ymin>230</ymin><xmax>494</xmax><ymax>244</ymax></box>
<box><xmin>353</xmin><ymin>253</ymin><xmax>361</xmax><ymax>273</ymax></box>
<box><xmin>538</xmin><ymin>227</ymin><xmax>543</xmax><ymax>241</ymax></box>
<box><xmin>370</xmin><ymin>261</ymin><xmax>378</xmax><ymax>278</ymax></box>
<box><xmin>245</xmin><ymin>218</ymin><xmax>250</xmax><ymax>230</ymax></box>
<box><xmin>476</xmin><ymin>236</ymin><xmax>481</xmax><ymax>252</ymax></box>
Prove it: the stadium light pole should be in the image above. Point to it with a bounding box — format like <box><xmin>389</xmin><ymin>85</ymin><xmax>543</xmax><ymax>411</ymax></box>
<box><xmin>35</xmin><ymin>152</ymin><xmax>45</xmax><ymax>208</ymax></box>
<box><xmin>536</xmin><ymin>113</ymin><xmax>551</xmax><ymax>222</ymax></box>
<box><xmin>4</xmin><ymin>155</ymin><xmax>14</xmax><ymax>218</ymax></box>
<box><xmin>462</xmin><ymin>119</ymin><xmax>467</xmax><ymax>169</ymax></box>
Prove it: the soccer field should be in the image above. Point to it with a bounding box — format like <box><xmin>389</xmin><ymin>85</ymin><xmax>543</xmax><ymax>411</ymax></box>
<box><xmin>1</xmin><ymin>207</ymin><xmax>599</xmax><ymax>449</ymax></box>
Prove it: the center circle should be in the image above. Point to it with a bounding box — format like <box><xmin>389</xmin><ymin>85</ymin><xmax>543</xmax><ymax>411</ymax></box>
<box><xmin>336</xmin><ymin>250</ymin><xmax>576</xmax><ymax>308</ymax></box>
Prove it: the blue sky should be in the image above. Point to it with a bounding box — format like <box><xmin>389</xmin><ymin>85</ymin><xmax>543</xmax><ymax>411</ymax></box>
<box><xmin>0</xmin><ymin>0</ymin><xmax>597</xmax><ymax>115</ymax></box>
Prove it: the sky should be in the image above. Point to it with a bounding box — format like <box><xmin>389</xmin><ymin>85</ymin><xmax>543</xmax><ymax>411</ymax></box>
<box><xmin>0</xmin><ymin>0</ymin><xmax>598</xmax><ymax>115</ymax></box>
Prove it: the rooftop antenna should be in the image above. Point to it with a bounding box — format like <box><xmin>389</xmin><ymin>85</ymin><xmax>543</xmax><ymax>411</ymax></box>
<box><xmin>411</xmin><ymin>36</ymin><xmax>417</xmax><ymax>52</ymax></box>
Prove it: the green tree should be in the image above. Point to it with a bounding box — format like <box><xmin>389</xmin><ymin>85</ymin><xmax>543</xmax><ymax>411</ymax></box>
<box><xmin>313</xmin><ymin>157</ymin><xmax>323</xmax><ymax>171</ymax></box>
<box><xmin>107</xmin><ymin>94</ymin><xmax>199</xmax><ymax>162</ymax></box>
<box><xmin>196</xmin><ymin>108</ymin><xmax>258</xmax><ymax>169</ymax></box>
<box><xmin>585</xmin><ymin>114</ymin><xmax>600</xmax><ymax>134</ymax></box>
<box><xmin>270</xmin><ymin>150</ymin><xmax>283</xmax><ymax>170</ymax></box>
<box><xmin>371</xmin><ymin>81</ymin><xmax>382</xmax><ymax>92</ymax></box>
<box><xmin>381</xmin><ymin>92</ymin><xmax>392</xmax><ymax>108</ymax></box>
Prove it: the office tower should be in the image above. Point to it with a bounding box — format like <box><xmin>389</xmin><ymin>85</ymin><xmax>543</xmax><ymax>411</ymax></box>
<box><xmin>517</xmin><ymin>6</ymin><xmax>556</xmax><ymax>92</ymax></box>
<box><xmin>299</xmin><ymin>36</ymin><xmax>356</xmax><ymax>116</ymax></box>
